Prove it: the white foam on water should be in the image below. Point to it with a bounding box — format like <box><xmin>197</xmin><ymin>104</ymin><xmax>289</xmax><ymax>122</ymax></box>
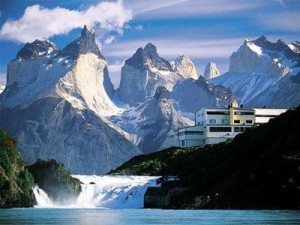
<box><xmin>32</xmin><ymin>175</ymin><xmax>160</xmax><ymax>208</ymax></box>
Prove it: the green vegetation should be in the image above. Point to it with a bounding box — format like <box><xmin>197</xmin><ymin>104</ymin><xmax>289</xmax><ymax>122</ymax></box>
<box><xmin>28</xmin><ymin>159</ymin><xmax>81</xmax><ymax>205</ymax></box>
<box><xmin>0</xmin><ymin>130</ymin><xmax>35</xmax><ymax>208</ymax></box>
<box><xmin>111</xmin><ymin>106</ymin><xmax>300</xmax><ymax>209</ymax></box>
<box><xmin>111</xmin><ymin>147</ymin><xmax>191</xmax><ymax>176</ymax></box>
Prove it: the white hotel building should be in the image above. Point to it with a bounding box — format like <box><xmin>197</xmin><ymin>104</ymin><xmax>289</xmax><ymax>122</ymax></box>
<box><xmin>178</xmin><ymin>106</ymin><xmax>287</xmax><ymax>148</ymax></box>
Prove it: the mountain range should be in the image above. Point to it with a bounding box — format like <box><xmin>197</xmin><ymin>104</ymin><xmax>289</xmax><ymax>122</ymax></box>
<box><xmin>0</xmin><ymin>26</ymin><xmax>299</xmax><ymax>174</ymax></box>
<box><xmin>212</xmin><ymin>36</ymin><xmax>300</xmax><ymax>107</ymax></box>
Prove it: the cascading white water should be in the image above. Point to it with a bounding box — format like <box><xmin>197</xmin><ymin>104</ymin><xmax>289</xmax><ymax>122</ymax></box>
<box><xmin>32</xmin><ymin>175</ymin><xmax>160</xmax><ymax>208</ymax></box>
<box><xmin>32</xmin><ymin>185</ymin><xmax>55</xmax><ymax>207</ymax></box>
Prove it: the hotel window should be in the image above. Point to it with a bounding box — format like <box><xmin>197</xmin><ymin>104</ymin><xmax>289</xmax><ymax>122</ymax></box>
<box><xmin>246</xmin><ymin>120</ymin><xmax>253</xmax><ymax>124</ymax></box>
<box><xmin>207</xmin><ymin>111</ymin><xmax>229</xmax><ymax>115</ymax></box>
<box><xmin>234</xmin><ymin>111</ymin><xmax>254</xmax><ymax>115</ymax></box>
<box><xmin>234</xmin><ymin>127</ymin><xmax>245</xmax><ymax>132</ymax></box>
<box><xmin>234</xmin><ymin>120</ymin><xmax>240</xmax><ymax>124</ymax></box>
<box><xmin>181</xmin><ymin>140</ymin><xmax>185</xmax><ymax>146</ymax></box>
<box><xmin>222</xmin><ymin>119</ymin><xmax>229</xmax><ymax>124</ymax></box>
<box><xmin>209</xmin><ymin>119</ymin><xmax>216</xmax><ymax>124</ymax></box>
<box><xmin>209</xmin><ymin>127</ymin><xmax>231</xmax><ymax>132</ymax></box>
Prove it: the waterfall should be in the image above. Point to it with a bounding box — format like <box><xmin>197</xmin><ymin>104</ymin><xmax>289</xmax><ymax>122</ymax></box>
<box><xmin>32</xmin><ymin>184</ymin><xmax>55</xmax><ymax>207</ymax></box>
<box><xmin>32</xmin><ymin>175</ymin><xmax>160</xmax><ymax>208</ymax></box>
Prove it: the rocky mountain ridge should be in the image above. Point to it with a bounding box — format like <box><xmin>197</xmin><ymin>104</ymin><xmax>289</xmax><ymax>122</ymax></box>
<box><xmin>1</xmin><ymin>29</ymin><xmax>299</xmax><ymax>174</ymax></box>
<box><xmin>0</xmin><ymin>26</ymin><xmax>141</xmax><ymax>174</ymax></box>
<box><xmin>212</xmin><ymin>36</ymin><xmax>300</xmax><ymax>107</ymax></box>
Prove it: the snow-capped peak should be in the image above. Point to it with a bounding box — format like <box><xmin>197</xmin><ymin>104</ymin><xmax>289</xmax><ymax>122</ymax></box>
<box><xmin>124</xmin><ymin>43</ymin><xmax>172</xmax><ymax>71</ymax></box>
<box><xmin>17</xmin><ymin>39</ymin><xmax>57</xmax><ymax>59</ymax></box>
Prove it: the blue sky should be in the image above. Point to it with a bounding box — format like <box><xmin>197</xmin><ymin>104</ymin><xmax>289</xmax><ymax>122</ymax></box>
<box><xmin>0</xmin><ymin>0</ymin><xmax>299</xmax><ymax>87</ymax></box>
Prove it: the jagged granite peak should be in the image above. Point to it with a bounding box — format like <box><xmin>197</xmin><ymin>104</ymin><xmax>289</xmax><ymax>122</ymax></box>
<box><xmin>173</xmin><ymin>55</ymin><xmax>198</xmax><ymax>79</ymax></box>
<box><xmin>16</xmin><ymin>39</ymin><xmax>57</xmax><ymax>59</ymax></box>
<box><xmin>144</xmin><ymin>43</ymin><xmax>159</xmax><ymax>59</ymax></box>
<box><xmin>125</xmin><ymin>43</ymin><xmax>172</xmax><ymax>71</ymax></box>
<box><xmin>245</xmin><ymin>36</ymin><xmax>299</xmax><ymax>61</ymax></box>
<box><xmin>204</xmin><ymin>61</ymin><xmax>220</xmax><ymax>80</ymax></box>
<box><xmin>252</xmin><ymin>36</ymin><xmax>286</xmax><ymax>52</ymax></box>
<box><xmin>118</xmin><ymin>43</ymin><xmax>178</xmax><ymax>105</ymax></box>
<box><xmin>58</xmin><ymin>25</ymin><xmax>105</xmax><ymax>60</ymax></box>
<box><xmin>227</xmin><ymin>36</ymin><xmax>298</xmax><ymax>75</ymax></box>
<box><xmin>213</xmin><ymin>36</ymin><xmax>300</xmax><ymax>107</ymax></box>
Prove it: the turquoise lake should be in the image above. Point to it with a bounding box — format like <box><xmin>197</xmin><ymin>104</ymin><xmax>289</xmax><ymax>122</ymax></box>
<box><xmin>0</xmin><ymin>208</ymin><xmax>299</xmax><ymax>225</ymax></box>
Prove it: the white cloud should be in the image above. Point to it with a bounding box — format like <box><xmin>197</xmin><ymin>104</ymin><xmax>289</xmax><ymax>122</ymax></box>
<box><xmin>126</xmin><ymin>0</ymin><xmax>265</xmax><ymax>19</ymax></box>
<box><xmin>108</xmin><ymin>60</ymin><xmax>124</xmax><ymax>73</ymax></box>
<box><xmin>261</xmin><ymin>11</ymin><xmax>300</xmax><ymax>32</ymax></box>
<box><xmin>107</xmin><ymin>60</ymin><xmax>124</xmax><ymax>87</ymax></box>
<box><xmin>104</xmin><ymin>36</ymin><xmax>117</xmax><ymax>45</ymax></box>
<box><xmin>135</xmin><ymin>25</ymin><xmax>144</xmax><ymax>30</ymax></box>
<box><xmin>0</xmin><ymin>0</ymin><xmax>132</xmax><ymax>43</ymax></box>
<box><xmin>102</xmin><ymin>37</ymin><xmax>245</xmax><ymax>59</ymax></box>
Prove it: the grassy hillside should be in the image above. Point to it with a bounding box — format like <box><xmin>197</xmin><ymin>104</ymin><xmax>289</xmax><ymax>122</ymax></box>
<box><xmin>0</xmin><ymin>130</ymin><xmax>35</xmax><ymax>208</ymax></box>
<box><xmin>111</xmin><ymin>106</ymin><xmax>300</xmax><ymax>209</ymax></box>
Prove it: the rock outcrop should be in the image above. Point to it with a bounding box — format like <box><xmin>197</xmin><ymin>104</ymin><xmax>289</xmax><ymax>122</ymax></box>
<box><xmin>28</xmin><ymin>159</ymin><xmax>81</xmax><ymax>205</ymax></box>
<box><xmin>173</xmin><ymin>55</ymin><xmax>198</xmax><ymax>79</ymax></box>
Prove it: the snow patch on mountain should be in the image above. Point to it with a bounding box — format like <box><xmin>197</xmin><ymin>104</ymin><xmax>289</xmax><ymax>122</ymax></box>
<box><xmin>0</xmin><ymin>85</ymin><xmax>5</xmax><ymax>94</ymax></box>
